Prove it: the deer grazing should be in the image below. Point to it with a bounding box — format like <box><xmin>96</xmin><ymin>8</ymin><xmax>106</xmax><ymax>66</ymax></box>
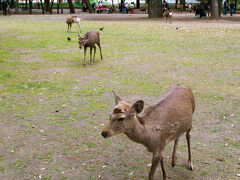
<box><xmin>101</xmin><ymin>84</ymin><xmax>195</xmax><ymax>180</ymax></box>
<box><xmin>78</xmin><ymin>30</ymin><xmax>103</xmax><ymax>66</ymax></box>
<box><xmin>163</xmin><ymin>7</ymin><xmax>173</xmax><ymax>23</ymax></box>
<box><xmin>66</xmin><ymin>16</ymin><xmax>81</xmax><ymax>32</ymax></box>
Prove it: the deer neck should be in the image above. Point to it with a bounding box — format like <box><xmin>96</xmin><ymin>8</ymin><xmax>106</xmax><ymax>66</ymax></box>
<box><xmin>125</xmin><ymin>115</ymin><xmax>147</xmax><ymax>144</ymax></box>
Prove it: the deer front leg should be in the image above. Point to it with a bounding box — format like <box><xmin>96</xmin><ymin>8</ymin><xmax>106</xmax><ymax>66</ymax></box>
<box><xmin>160</xmin><ymin>156</ymin><xmax>167</xmax><ymax>180</ymax></box>
<box><xmin>90</xmin><ymin>47</ymin><xmax>93</xmax><ymax>65</ymax></box>
<box><xmin>77</xmin><ymin>22</ymin><xmax>81</xmax><ymax>33</ymax></box>
<box><xmin>149</xmin><ymin>150</ymin><xmax>163</xmax><ymax>180</ymax></box>
<box><xmin>172</xmin><ymin>138</ymin><xmax>179</xmax><ymax>167</ymax></box>
<box><xmin>186</xmin><ymin>129</ymin><xmax>193</xmax><ymax>170</ymax></box>
<box><xmin>93</xmin><ymin>46</ymin><xmax>96</xmax><ymax>62</ymax></box>
<box><xmin>83</xmin><ymin>46</ymin><xmax>87</xmax><ymax>66</ymax></box>
<box><xmin>97</xmin><ymin>42</ymin><xmax>103</xmax><ymax>60</ymax></box>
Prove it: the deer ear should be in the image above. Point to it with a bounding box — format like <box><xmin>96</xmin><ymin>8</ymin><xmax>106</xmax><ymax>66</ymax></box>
<box><xmin>112</xmin><ymin>91</ymin><xmax>122</xmax><ymax>105</ymax></box>
<box><xmin>131</xmin><ymin>100</ymin><xmax>144</xmax><ymax>114</ymax></box>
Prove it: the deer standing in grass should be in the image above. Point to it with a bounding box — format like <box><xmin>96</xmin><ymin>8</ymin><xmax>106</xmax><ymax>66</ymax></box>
<box><xmin>101</xmin><ymin>85</ymin><xmax>195</xmax><ymax>180</ymax></box>
<box><xmin>163</xmin><ymin>7</ymin><xmax>173</xmax><ymax>23</ymax></box>
<box><xmin>66</xmin><ymin>16</ymin><xmax>81</xmax><ymax>32</ymax></box>
<box><xmin>78</xmin><ymin>30</ymin><xmax>103</xmax><ymax>66</ymax></box>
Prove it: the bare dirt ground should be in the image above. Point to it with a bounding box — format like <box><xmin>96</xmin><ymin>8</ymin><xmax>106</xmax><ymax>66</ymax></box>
<box><xmin>0</xmin><ymin>13</ymin><xmax>239</xmax><ymax>180</ymax></box>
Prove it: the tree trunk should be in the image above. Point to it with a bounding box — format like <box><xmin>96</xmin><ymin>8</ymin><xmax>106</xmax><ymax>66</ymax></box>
<box><xmin>82</xmin><ymin>0</ymin><xmax>94</xmax><ymax>13</ymax></box>
<box><xmin>40</xmin><ymin>0</ymin><xmax>45</xmax><ymax>14</ymax></box>
<box><xmin>45</xmin><ymin>0</ymin><xmax>50</xmax><ymax>11</ymax></box>
<box><xmin>234</xmin><ymin>0</ymin><xmax>237</xmax><ymax>12</ymax></box>
<box><xmin>211</xmin><ymin>0</ymin><xmax>219</xmax><ymax>19</ymax></box>
<box><xmin>148</xmin><ymin>0</ymin><xmax>163</xmax><ymax>18</ymax></box>
<box><xmin>218</xmin><ymin>0</ymin><xmax>222</xmax><ymax>17</ymax></box>
<box><xmin>10</xmin><ymin>0</ymin><xmax>14</xmax><ymax>8</ymax></box>
<box><xmin>15</xmin><ymin>0</ymin><xmax>19</xmax><ymax>14</ymax></box>
<box><xmin>25</xmin><ymin>0</ymin><xmax>28</xmax><ymax>10</ymax></box>
<box><xmin>50</xmin><ymin>0</ymin><xmax>54</xmax><ymax>14</ymax></box>
<box><xmin>182</xmin><ymin>0</ymin><xmax>185</xmax><ymax>10</ymax></box>
<box><xmin>57</xmin><ymin>0</ymin><xmax>60</xmax><ymax>14</ymax></box>
<box><xmin>29</xmin><ymin>0</ymin><xmax>32</xmax><ymax>14</ymax></box>
<box><xmin>67</xmin><ymin>0</ymin><xmax>75</xmax><ymax>13</ymax></box>
<box><xmin>136</xmin><ymin>0</ymin><xmax>140</xmax><ymax>8</ymax></box>
<box><xmin>61</xmin><ymin>2</ymin><xmax>63</xmax><ymax>13</ymax></box>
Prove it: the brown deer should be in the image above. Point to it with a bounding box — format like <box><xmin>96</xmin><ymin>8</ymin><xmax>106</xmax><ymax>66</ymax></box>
<box><xmin>163</xmin><ymin>7</ymin><xmax>173</xmax><ymax>23</ymax></box>
<box><xmin>101</xmin><ymin>84</ymin><xmax>195</xmax><ymax>180</ymax></box>
<box><xmin>78</xmin><ymin>30</ymin><xmax>103</xmax><ymax>66</ymax></box>
<box><xmin>66</xmin><ymin>16</ymin><xmax>81</xmax><ymax>32</ymax></box>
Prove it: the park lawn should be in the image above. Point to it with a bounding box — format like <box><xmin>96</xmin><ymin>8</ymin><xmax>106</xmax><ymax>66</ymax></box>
<box><xmin>0</xmin><ymin>15</ymin><xmax>239</xmax><ymax>179</ymax></box>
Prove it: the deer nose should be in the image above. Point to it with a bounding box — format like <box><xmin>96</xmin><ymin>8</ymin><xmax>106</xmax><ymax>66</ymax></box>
<box><xmin>101</xmin><ymin>132</ymin><xmax>108</xmax><ymax>138</ymax></box>
<box><xmin>79</xmin><ymin>47</ymin><xmax>82</xmax><ymax>49</ymax></box>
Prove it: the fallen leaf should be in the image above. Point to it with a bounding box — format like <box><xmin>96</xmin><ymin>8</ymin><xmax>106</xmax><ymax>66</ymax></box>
<box><xmin>129</xmin><ymin>172</ymin><xmax>133</xmax><ymax>176</ymax></box>
<box><xmin>216</xmin><ymin>158</ymin><xmax>225</xmax><ymax>161</ymax></box>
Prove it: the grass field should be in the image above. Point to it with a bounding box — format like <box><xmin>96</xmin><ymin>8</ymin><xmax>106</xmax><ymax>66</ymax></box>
<box><xmin>0</xmin><ymin>15</ymin><xmax>239</xmax><ymax>180</ymax></box>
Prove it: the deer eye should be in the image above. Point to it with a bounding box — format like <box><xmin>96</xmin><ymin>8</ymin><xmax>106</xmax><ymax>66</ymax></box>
<box><xmin>118</xmin><ymin>118</ymin><xmax>124</xmax><ymax>122</ymax></box>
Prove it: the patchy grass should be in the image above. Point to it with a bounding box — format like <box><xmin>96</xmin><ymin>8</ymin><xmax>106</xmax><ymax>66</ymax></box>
<box><xmin>0</xmin><ymin>15</ymin><xmax>239</xmax><ymax>180</ymax></box>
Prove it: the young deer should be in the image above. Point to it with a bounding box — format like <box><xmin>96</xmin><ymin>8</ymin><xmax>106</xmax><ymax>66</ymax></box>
<box><xmin>163</xmin><ymin>7</ymin><xmax>173</xmax><ymax>23</ymax></box>
<box><xmin>66</xmin><ymin>16</ymin><xmax>81</xmax><ymax>32</ymax></box>
<box><xmin>78</xmin><ymin>30</ymin><xmax>103</xmax><ymax>66</ymax></box>
<box><xmin>101</xmin><ymin>85</ymin><xmax>195</xmax><ymax>180</ymax></box>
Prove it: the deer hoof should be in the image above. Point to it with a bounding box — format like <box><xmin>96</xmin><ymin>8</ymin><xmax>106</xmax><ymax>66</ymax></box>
<box><xmin>172</xmin><ymin>162</ymin><xmax>176</xmax><ymax>167</ymax></box>
<box><xmin>84</xmin><ymin>64</ymin><xmax>86</xmax><ymax>67</ymax></box>
<box><xmin>187</xmin><ymin>162</ymin><xmax>193</xmax><ymax>171</ymax></box>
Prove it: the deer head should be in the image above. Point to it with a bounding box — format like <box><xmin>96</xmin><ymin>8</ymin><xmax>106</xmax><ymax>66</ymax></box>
<box><xmin>78</xmin><ymin>33</ymin><xmax>85</xmax><ymax>49</ymax></box>
<box><xmin>101</xmin><ymin>91</ymin><xmax>144</xmax><ymax>138</ymax></box>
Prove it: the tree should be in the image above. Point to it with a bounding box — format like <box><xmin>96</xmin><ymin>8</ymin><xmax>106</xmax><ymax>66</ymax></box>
<box><xmin>82</xmin><ymin>0</ymin><xmax>94</xmax><ymax>13</ymax></box>
<box><xmin>148</xmin><ymin>0</ymin><xmax>163</xmax><ymax>18</ymax></box>
<box><xmin>136</xmin><ymin>0</ymin><xmax>140</xmax><ymax>9</ymax></box>
<box><xmin>15</xmin><ymin>0</ymin><xmax>19</xmax><ymax>14</ymax></box>
<box><xmin>40</xmin><ymin>0</ymin><xmax>45</xmax><ymax>14</ymax></box>
<box><xmin>57</xmin><ymin>0</ymin><xmax>63</xmax><ymax>14</ymax></box>
<box><xmin>50</xmin><ymin>0</ymin><xmax>54</xmax><ymax>14</ymax></box>
<box><xmin>45</xmin><ymin>0</ymin><xmax>50</xmax><ymax>11</ymax></box>
<box><xmin>211</xmin><ymin>0</ymin><xmax>219</xmax><ymax>19</ymax></box>
<box><xmin>234</xmin><ymin>0</ymin><xmax>237</xmax><ymax>12</ymax></box>
<box><xmin>29</xmin><ymin>0</ymin><xmax>33</xmax><ymax>14</ymax></box>
<box><xmin>67</xmin><ymin>0</ymin><xmax>75</xmax><ymax>13</ymax></box>
<box><xmin>25</xmin><ymin>0</ymin><xmax>28</xmax><ymax>10</ymax></box>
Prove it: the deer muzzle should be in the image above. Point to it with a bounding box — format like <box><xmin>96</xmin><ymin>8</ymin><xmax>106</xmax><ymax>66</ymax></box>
<box><xmin>101</xmin><ymin>131</ymin><xmax>108</xmax><ymax>138</ymax></box>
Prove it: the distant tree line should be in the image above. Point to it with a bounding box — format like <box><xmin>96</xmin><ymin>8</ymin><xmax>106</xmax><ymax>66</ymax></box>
<box><xmin>0</xmin><ymin>0</ymin><xmax>238</xmax><ymax>19</ymax></box>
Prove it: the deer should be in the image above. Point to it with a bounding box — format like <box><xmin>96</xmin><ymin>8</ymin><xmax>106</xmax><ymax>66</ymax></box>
<box><xmin>163</xmin><ymin>7</ymin><xmax>173</xmax><ymax>23</ymax></box>
<box><xmin>66</xmin><ymin>16</ymin><xmax>81</xmax><ymax>32</ymax></box>
<box><xmin>78</xmin><ymin>30</ymin><xmax>103</xmax><ymax>66</ymax></box>
<box><xmin>101</xmin><ymin>84</ymin><xmax>195</xmax><ymax>180</ymax></box>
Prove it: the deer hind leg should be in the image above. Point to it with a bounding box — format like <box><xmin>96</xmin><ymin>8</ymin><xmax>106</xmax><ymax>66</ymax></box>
<box><xmin>186</xmin><ymin>128</ymin><xmax>193</xmax><ymax>170</ymax></box>
<box><xmin>172</xmin><ymin>138</ymin><xmax>179</xmax><ymax>167</ymax></box>
<box><xmin>97</xmin><ymin>42</ymin><xmax>103</xmax><ymax>60</ymax></box>
<box><xmin>90</xmin><ymin>47</ymin><xmax>93</xmax><ymax>64</ymax></box>
<box><xmin>93</xmin><ymin>45</ymin><xmax>96</xmax><ymax>62</ymax></box>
